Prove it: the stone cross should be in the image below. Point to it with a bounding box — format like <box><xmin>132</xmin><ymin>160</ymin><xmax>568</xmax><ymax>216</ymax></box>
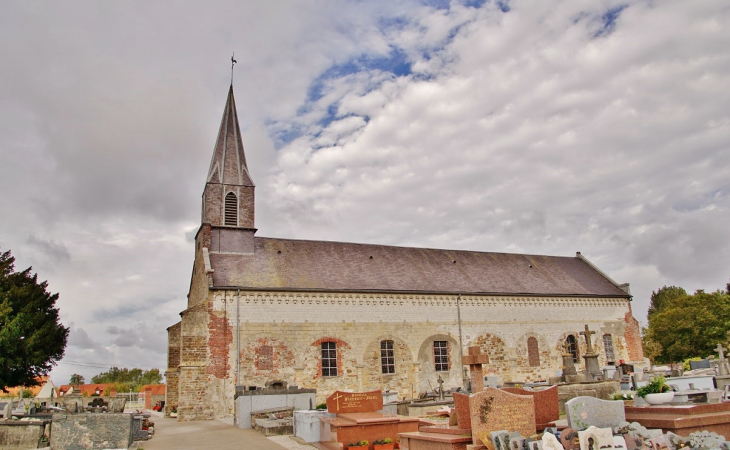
<box><xmin>437</xmin><ymin>375</ymin><xmax>445</xmax><ymax>401</ymax></box>
<box><xmin>462</xmin><ymin>346</ymin><xmax>489</xmax><ymax>393</ymax></box>
<box><xmin>716</xmin><ymin>343</ymin><xmax>727</xmax><ymax>361</ymax></box>
<box><xmin>716</xmin><ymin>343</ymin><xmax>729</xmax><ymax>376</ymax></box>
<box><xmin>562</xmin><ymin>341</ymin><xmax>572</xmax><ymax>356</ymax></box>
<box><xmin>580</xmin><ymin>325</ymin><xmax>596</xmax><ymax>354</ymax></box>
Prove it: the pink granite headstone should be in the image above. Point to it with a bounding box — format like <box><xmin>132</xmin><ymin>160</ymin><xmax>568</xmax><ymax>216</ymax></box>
<box><xmin>501</xmin><ymin>386</ymin><xmax>559</xmax><ymax>430</ymax></box>
<box><xmin>468</xmin><ymin>388</ymin><xmax>536</xmax><ymax>447</ymax></box>
<box><xmin>453</xmin><ymin>392</ymin><xmax>472</xmax><ymax>430</ymax></box>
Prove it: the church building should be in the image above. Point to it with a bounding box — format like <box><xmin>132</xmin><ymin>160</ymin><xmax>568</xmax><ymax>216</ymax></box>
<box><xmin>165</xmin><ymin>85</ymin><xmax>644</xmax><ymax>421</ymax></box>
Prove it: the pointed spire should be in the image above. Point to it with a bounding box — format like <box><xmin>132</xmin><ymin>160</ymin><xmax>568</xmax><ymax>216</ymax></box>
<box><xmin>206</xmin><ymin>85</ymin><xmax>254</xmax><ymax>187</ymax></box>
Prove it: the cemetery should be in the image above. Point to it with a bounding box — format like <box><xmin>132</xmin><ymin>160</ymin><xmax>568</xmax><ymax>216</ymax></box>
<box><xmin>0</xmin><ymin>391</ymin><xmax>158</xmax><ymax>449</ymax></box>
<box><xmin>7</xmin><ymin>323</ymin><xmax>730</xmax><ymax>450</ymax></box>
<box><xmin>252</xmin><ymin>325</ymin><xmax>730</xmax><ymax>450</ymax></box>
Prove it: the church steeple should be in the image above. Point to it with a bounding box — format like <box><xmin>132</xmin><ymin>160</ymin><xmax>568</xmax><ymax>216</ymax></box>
<box><xmin>206</xmin><ymin>85</ymin><xmax>254</xmax><ymax>187</ymax></box>
<box><xmin>202</xmin><ymin>85</ymin><xmax>255</xmax><ymax>234</ymax></box>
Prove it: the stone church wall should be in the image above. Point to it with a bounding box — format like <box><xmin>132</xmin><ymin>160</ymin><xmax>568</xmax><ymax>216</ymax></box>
<box><xmin>172</xmin><ymin>290</ymin><xmax>639</xmax><ymax>419</ymax></box>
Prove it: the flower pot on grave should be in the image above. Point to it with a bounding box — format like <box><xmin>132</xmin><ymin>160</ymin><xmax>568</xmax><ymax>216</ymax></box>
<box><xmin>374</xmin><ymin>444</ymin><xmax>395</xmax><ymax>450</ymax></box>
<box><xmin>644</xmin><ymin>392</ymin><xmax>674</xmax><ymax>405</ymax></box>
<box><xmin>623</xmin><ymin>400</ymin><xmax>634</xmax><ymax>407</ymax></box>
<box><xmin>347</xmin><ymin>446</ymin><xmax>368</xmax><ymax>450</ymax></box>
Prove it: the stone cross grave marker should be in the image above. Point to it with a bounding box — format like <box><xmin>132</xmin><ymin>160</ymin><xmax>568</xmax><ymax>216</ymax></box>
<box><xmin>565</xmin><ymin>396</ymin><xmax>625</xmax><ymax>431</ymax></box>
<box><xmin>469</xmin><ymin>388</ymin><xmax>536</xmax><ymax>447</ymax></box>
<box><xmin>463</xmin><ymin>345</ymin><xmax>490</xmax><ymax>392</ymax></box>
<box><xmin>437</xmin><ymin>374</ymin><xmax>445</xmax><ymax>401</ymax></box>
<box><xmin>326</xmin><ymin>390</ymin><xmax>383</xmax><ymax>414</ymax></box>
<box><xmin>579</xmin><ymin>325</ymin><xmax>595</xmax><ymax>354</ymax></box>
<box><xmin>716</xmin><ymin>343</ymin><xmax>729</xmax><ymax>376</ymax></box>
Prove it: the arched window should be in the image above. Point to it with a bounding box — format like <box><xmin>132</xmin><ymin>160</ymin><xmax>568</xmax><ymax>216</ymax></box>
<box><xmin>381</xmin><ymin>340</ymin><xmax>395</xmax><ymax>374</ymax></box>
<box><xmin>566</xmin><ymin>335</ymin><xmax>580</xmax><ymax>362</ymax></box>
<box><xmin>321</xmin><ymin>342</ymin><xmax>338</xmax><ymax>377</ymax></box>
<box><xmin>527</xmin><ymin>337</ymin><xmax>540</xmax><ymax>367</ymax></box>
<box><xmin>603</xmin><ymin>334</ymin><xmax>615</xmax><ymax>364</ymax></box>
<box><xmin>433</xmin><ymin>341</ymin><xmax>449</xmax><ymax>372</ymax></box>
<box><xmin>224</xmin><ymin>192</ymin><xmax>237</xmax><ymax>226</ymax></box>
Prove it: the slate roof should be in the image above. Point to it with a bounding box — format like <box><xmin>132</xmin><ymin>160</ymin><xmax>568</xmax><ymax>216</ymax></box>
<box><xmin>209</xmin><ymin>237</ymin><xmax>629</xmax><ymax>297</ymax></box>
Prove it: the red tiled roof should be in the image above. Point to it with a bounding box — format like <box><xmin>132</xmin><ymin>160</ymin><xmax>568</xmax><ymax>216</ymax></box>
<box><xmin>58</xmin><ymin>384</ymin><xmax>115</xmax><ymax>396</ymax></box>
<box><xmin>208</xmin><ymin>237</ymin><xmax>629</xmax><ymax>297</ymax></box>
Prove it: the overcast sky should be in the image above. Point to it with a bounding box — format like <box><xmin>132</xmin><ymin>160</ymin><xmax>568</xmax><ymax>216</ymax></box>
<box><xmin>1</xmin><ymin>0</ymin><xmax>728</xmax><ymax>386</ymax></box>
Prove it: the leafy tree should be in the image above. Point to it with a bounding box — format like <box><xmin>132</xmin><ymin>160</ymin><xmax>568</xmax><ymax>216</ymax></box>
<box><xmin>91</xmin><ymin>367</ymin><xmax>162</xmax><ymax>392</ymax></box>
<box><xmin>641</xmin><ymin>326</ymin><xmax>663</xmax><ymax>369</ymax></box>
<box><xmin>645</xmin><ymin>288</ymin><xmax>730</xmax><ymax>363</ymax></box>
<box><xmin>69</xmin><ymin>374</ymin><xmax>84</xmax><ymax>387</ymax></box>
<box><xmin>647</xmin><ymin>285</ymin><xmax>688</xmax><ymax>318</ymax></box>
<box><xmin>0</xmin><ymin>249</ymin><xmax>69</xmax><ymax>393</ymax></box>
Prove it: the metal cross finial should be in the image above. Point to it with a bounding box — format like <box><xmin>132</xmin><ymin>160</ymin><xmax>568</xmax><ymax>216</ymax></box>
<box><xmin>231</xmin><ymin>52</ymin><xmax>238</xmax><ymax>84</ymax></box>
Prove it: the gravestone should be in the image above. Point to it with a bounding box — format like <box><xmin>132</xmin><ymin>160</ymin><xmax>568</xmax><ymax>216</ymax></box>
<box><xmin>502</xmin><ymin>386</ymin><xmax>559</xmax><ymax>431</ymax></box>
<box><xmin>565</xmin><ymin>396</ymin><xmax>625</xmax><ymax>430</ymax></box>
<box><xmin>716</xmin><ymin>344</ymin><xmax>730</xmax><ymax>376</ymax></box>
<box><xmin>561</xmin><ymin>428</ymin><xmax>580</xmax><ymax>450</ymax></box>
<box><xmin>649</xmin><ymin>435</ymin><xmax>670</xmax><ymax>450</ymax></box>
<box><xmin>613</xmin><ymin>435</ymin><xmax>628</xmax><ymax>450</ymax></box>
<box><xmin>491</xmin><ymin>430</ymin><xmax>510</xmax><ymax>450</ymax></box>
<box><xmin>108</xmin><ymin>397</ymin><xmax>126</xmax><ymax>413</ymax></box>
<box><xmin>463</xmin><ymin>346</ymin><xmax>490</xmax><ymax>393</ymax></box>
<box><xmin>689</xmin><ymin>359</ymin><xmax>711</xmax><ymax>370</ymax></box>
<box><xmin>578</xmin><ymin>426</ymin><xmax>613</xmax><ymax>450</ymax></box>
<box><xmin>325</xmin><ymin>390</ymin><xmax>382</xmax><ymax>414</ymax></box>
<box><xmin>470</xmin><ymin>388</ymin><xmax>536</xmax><ymax>447</ymax></box>
<box><xmin>510</xmin><ymin>436</ymin><xmax>526</xmax><ymax>450</ymax></box>
<box><xmin>2</xmin><ymin>402</ymin><xmax>10</xmax><ymax>419</ymax></box>
<box><xmin>453</xmin><ymin>391</ymin><xmax>471</xmax><ymax>430</ymax></box>
<box><xmin>623</xmin><ymin>434</ymin><xmax>644</xmax><ymax>450</ymax></box>
<box><xmin>541</xmin><ymin>432</ymin><xmax>560</xmax><ymax>450</ymax></box>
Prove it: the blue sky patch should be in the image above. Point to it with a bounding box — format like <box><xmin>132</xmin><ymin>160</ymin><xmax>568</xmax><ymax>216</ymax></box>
<box><xmin>422</xmin><ymin>0</ymin><xmax>451</xmax><ymax>10</ymax></box>
<box><xmin>268</xmin><ymin>49</ymin><xmax>414</xmax><ymax>147</ymax></box>
<box><xmin>463</xmin><ymin>0</ymin><xmax>487</xmax><ymax>8</ymax></box>
<box><xmin>595</xmin><ymin>4</ymin><xmax>628</xmax><ymax>37</ymax></box>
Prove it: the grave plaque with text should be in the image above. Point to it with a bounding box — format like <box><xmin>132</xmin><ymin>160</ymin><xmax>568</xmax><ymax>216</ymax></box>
<box><xmin>326</xmin><ymin>390</ymin><xmax>383</xmax><ymax>414</ymax></box>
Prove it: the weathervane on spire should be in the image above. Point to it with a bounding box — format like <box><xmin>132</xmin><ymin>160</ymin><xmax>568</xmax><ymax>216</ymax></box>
<box><xmin>231</xmin><ymin>52</ymin><xmax>238</xmax><ymax>84</ymax></box>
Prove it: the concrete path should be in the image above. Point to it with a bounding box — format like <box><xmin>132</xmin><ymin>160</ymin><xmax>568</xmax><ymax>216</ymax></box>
<box><xmin>139</xmin><ymin>414</ymin><xmax>288</xmax><ymax>450</ymax></box>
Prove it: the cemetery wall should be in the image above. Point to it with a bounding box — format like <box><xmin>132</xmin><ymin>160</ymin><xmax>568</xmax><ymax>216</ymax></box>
<box><xmin>50</xmin><ymin>413</ymin><xmax>132</xmax><ymax>450</ymax></box>
<box><xmin>171</xmin><ymin>290</ymin><xmax>640</xmax><ymax>418</ymax></box>
<box><xmin>0</xmin><ymin>421</ymin><xmax>47</xmax><ymax>450</ymax></box>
